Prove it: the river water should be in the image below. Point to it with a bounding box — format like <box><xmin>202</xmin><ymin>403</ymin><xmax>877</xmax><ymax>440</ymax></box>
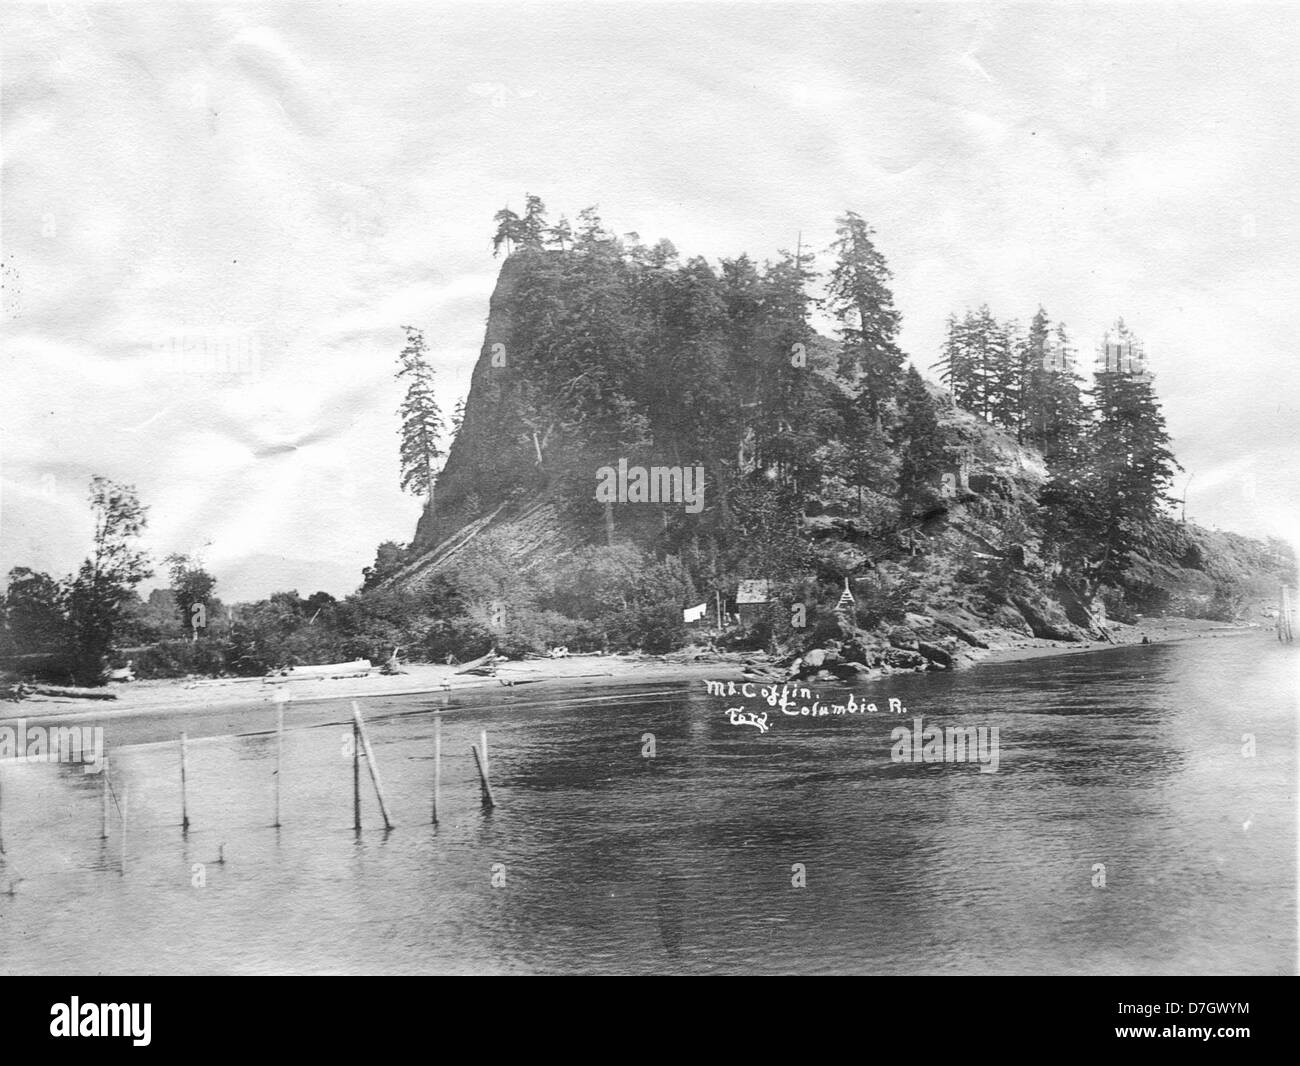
<box><xmin>0</xmin><ymin>634</ymin><xmax>1294</xmax><ymax>975</ymax></box>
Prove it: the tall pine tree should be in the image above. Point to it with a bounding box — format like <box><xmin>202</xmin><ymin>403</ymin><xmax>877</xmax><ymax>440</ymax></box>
<box><xmin>396</xmin><ymin>326</ymin><xmax>446</xmax><ymax>499</ymax></box>
<box><xmin>1020</xmin><ymin>310</ymin><xmax>1089</xmax><ymax>466</ymax></box>
<box><xmin>826</xmin><ymin>211</ymin><xmax>903</xmax><ymax>421</ymax></box>
<box><xmin>934</xmin><ymin>312</ymin><xmax>979</xmax><ymax>413</ymax></box>
<box><xmin>1088</xmin><ymin>321</ymin><xmax>1179</xmax><ymax>527</ymax></box>
<box><xmin>896</xmin><ymin>366</ymin><xmax>947</xmax><ymax>521</ymax></box>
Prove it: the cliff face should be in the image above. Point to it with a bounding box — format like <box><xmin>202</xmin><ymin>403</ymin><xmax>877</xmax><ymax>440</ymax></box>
<box><xmin>412</xmin><ymin>253</ymin><xmax>528</xmax><ymax>551</ymax></box>
<box><xmin>381</xmin><ymin>255</ymin><xmax>1292</xmax><ymax>639</ymax></box>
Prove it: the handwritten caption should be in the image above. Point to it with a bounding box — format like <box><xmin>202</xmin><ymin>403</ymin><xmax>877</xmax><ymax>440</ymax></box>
<box><xmin>705</xmin><ymin>679</ymin><xmax>909</xmax><ymax>733</ymax></box>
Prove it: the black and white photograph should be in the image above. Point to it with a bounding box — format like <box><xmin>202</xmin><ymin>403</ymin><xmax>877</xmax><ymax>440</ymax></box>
<box><xmin>0</xmin><ymin>0</ymin><xmax>1295</xmax><ymax>1004</ymax></box>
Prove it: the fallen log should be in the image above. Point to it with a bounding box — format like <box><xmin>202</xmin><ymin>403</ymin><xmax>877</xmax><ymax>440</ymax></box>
<box><xmin>265</xmin><ymin>660</ymin><xmax>373</xmax><ymax>682</ymax></box>
<box><xmin>454</xmin><ymin>650</ymin><xmax>498</xmax><ymax>675</ymax></box>
<box><xmin>30</xmin><ymin>684</ymin><xmax>118</xmax><ymax>701</ymax></box>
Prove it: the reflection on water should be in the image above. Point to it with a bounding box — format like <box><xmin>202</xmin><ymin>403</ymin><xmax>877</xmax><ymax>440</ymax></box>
<box><xmin>0</xmin><ymin>636</ymin><xmax>1294</xmax><ymax>974</ymax></box>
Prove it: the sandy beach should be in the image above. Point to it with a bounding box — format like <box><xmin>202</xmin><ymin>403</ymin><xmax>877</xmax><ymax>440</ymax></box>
<box><xmin>1</xmin><ymin>616</ymin><xmax>1267</xmax><ymax>724</ymax></box>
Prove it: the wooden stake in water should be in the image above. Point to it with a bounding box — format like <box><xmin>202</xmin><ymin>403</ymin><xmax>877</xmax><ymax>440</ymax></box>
<box><xmin>180</xmin><ymin>733</ymin><xmax>190</xmax><ymax>833</ymax></box>
<box><xmin>480</xmin><ymin>729</ymin><xmax>488</xmax><ymax>780</ymax></box>
<box><xmin>120</xmin><ymin>780</ymin><xmax>128</xmax><ymax>875</ymax></box>
<box><xmin>275</xmin><ymin>702</ymin><xmax>284</xmax><ymax>828</ymax></box>
<box><xmin>432</xmin><ymin>717</ymin><xmax>442</xmax><ymax>825</ymax></box>
<box><xmin>471</xmin><ymin>740</ymin><xmax>496</xmax><ymax>809</ymax></box>
<box><xmin>352</xmin><ymin>719</ymin><xmax>361</xmax><ymax>833</ymax></box>
<box><xmin>351</xmin><ymin>701</ymin><xmax>393</xmax><ymax>830</ymax></box>
<box><xmin>101</xmin><ymin>755</ymin><xmax>110</xmax><ymax>840</ymax></box>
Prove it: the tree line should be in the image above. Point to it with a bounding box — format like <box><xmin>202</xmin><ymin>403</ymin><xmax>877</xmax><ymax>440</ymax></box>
<box><xmin>0</xmin><ymin>478</ymin><xmax>219</xmax><ymax>685</ymax></box>
<box><xmin>935</xmin><ymin>305</ymin><xmax>1179</xmax><ymax>590</ymax></box>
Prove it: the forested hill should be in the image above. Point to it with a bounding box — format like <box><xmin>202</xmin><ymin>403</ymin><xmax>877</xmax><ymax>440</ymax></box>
<box><xmin>373</xmin><ymin>202</ymin><xmax>1293</xmax><ymax>654</ymax></box>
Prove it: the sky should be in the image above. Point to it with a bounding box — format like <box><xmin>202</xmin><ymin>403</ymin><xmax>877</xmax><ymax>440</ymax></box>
<box><xmin>2</xmin><ymin>2</ymin><xmax>1297</xmax><ymax>602</ymax></box>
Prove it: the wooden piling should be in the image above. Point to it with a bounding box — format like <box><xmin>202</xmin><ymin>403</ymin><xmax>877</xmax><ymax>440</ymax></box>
<box><xmin>480</xmin><ymin>728</ymin><xmax>489</xmax><ymax>779</ymax></box>
<box><xmin>180</xmin><ymin>733</ymin><xmax>190</xmax><ymax>833</ymax></box>
<box><xmin>471</xmin><ymin>741</ymin><xmax>496</xmax><ymax>809</ymax></box>
<box><xmin>120</xmin><ymin>781</ymin><xmax>128</xmax><ymax>874</ymax></box>
<box><xmin>352</xmin><ymin>719</ymin><xmax>361</xmax><ymax>832</ymax></box>
<box><xmin>274</xmin><ymin>702</ymin><xmax>284</xmax><ymax>828</ymax></box>
<box><xmin>352</xmin><ymin>701</ymin><xmax>394</xmax><ymax>830</ymax></box>
<box><xmin>432</xmin><ymin>717</ymin><xmax>442</xmax><ymax>825</ymax></box>
<box><xmin>101</xmin><ymin>755</ymin><xmax>110</xmax><ymax>840</ymax></box>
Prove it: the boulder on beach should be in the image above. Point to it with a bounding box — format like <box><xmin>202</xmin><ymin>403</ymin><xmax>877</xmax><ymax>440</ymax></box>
<box><xmin>882</xmin><ymin>647</ymin><xmax>926</xmax><ymax>670</ymax></box>
<box><xmin>888</xmin><ymin>626</ymin><xmax>920</xmax><ymax>650</ymax></box>
<box><xmin>1011</xmin><ymin>595</ymin><xmax>1084</xmax><ymax>642</ymax></box>
<box><xmin>917</xmin><ymin>640</ymin><xmax>956</xmax><ymax>668</ymax></box>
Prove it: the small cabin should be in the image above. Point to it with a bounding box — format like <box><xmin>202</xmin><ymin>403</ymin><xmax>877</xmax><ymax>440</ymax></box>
<box><xmin>735</xmin><ymin>580</ymin><xmax>771</xmax><ymax>627</ymax></box>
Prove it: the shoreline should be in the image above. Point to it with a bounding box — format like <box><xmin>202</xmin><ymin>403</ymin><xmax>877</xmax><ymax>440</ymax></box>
<box><xmin>2</xmin><ymin>618</ymin><xmax>1269</xmax><ymax>724</ymax></box>
<box><xmin>974</xmin><ymin>616</ymin><xmax>1263</xmax><ymax>665</ymax></box>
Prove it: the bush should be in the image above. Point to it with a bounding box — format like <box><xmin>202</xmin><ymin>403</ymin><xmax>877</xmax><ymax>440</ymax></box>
<box><xmin>551</xmin><ymin>616</ymin><xmax>606</xmax><ymax>652</ymax></box>
<box><xmin>1100</xmin><ymin>587</ymin><xmax>1139</xmax><ymax>625</ymax></box>
<box><xmin>132</xmin><ymin>640</ymin><xmax>228</xmax><ymax>679</ymax></box>
<box><xmin>1122</xmin><ymin>580</ymin><xmax>1172</xmax><ymax>616</ymax></box>
<box><xmin>718</xmin><ymin>625</ymin><xmax>766</xmax><ymax>652</ymax></box>
<box><xmin>423</xmin><ymin>618</ymin><xmax>495</xmax><ymax>663</ymax></box>
<box><xmin>606</xmin><ymin>602</ymin><xmax>687</xmax><ymax>653</ymax></box>
<box><xmin>495</xmin><ymin>608</ymin><xmax>566</xmax><ymax>658</ymax></box>
<box><xmin>1191</xmin><ymin>581</ymin><xmax>1246</xmax><ymax>623</ymax></box>
<box><xmin>856</xmin><ymin>571</ymin><xmax>909</xmax><ymax>629</ymax></box>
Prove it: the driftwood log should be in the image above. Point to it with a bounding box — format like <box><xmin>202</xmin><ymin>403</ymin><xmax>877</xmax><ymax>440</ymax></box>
<box><xmin>29</xmin><ymin>685</ymin><xmax>118</xmax><ymax>701</ymax></box>
<box><xmin>454</xmin><ymin>649</ymin><xmax>498</xmax><ymax>675</ymax></box>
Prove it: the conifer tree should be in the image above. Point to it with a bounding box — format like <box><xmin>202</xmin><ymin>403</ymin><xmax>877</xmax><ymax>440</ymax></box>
<box><xmin>826</xmin><ymin>211</ymin><xmax>903</xmax><ymax>421</ymax></box>
<box><xmin>1021</xmin><ymin>311</ymin><xmax>1089</xmax><ymax>466</ymax></box>
<box><xmin>934</xmin><ymin>312</ymin><xmax>979</xmax><ymax>412</ymax></box>
<box><xmin>966</xmin><ymin>305</ymin><xmax>1010</xmax><ymax>424</ymax></box>
<box><xmin>520</xmin><ymin>194</ymin><xmax>549</xmax><ymax>249</ymax></box>
<box><xmin>756</xmin><ymin>245</ymin><xmax>819</xmax><ymax>493</ymax></box>
<box><xmin>896</xmin><ymin>366</ymin><xmax>947</xmax><ymax>519</ymax></box>
<box><xmin>1088</xmin><ymin>322</ymin><xmax>1179</xmax><ymax>527</ymax></box>
<box><xmin>575</xmin><ymin>206</ymin><xmax>612</xmax><ymax>251</ymax></box>
<box><xmin>844</xmin><ymin>388</ymin><xmax>896</xmax><ymax>517</ymax></box>
<box><xmin>396</xmin><ymin>326</ymin><xmax>446</xmax><ymax>498</ymax></box>
<box><xmin>935</xmin><ymin>305</ymin><xmax>1015</xmax><ymax>426</ymax></box>
<box><xmin>491</xmin><ymin>205</ymin><xmax>525</xmax><ymax>256</ymax></box>
<box><xmin>986</xmin><ymin>315</ymin><xmax>1021</xmax><ymax>429</ymax></box>
<box><xmin>547</xmin><ymin>215</ymin><xmax>574</xmax><ymax>251</ymax></box>
<box><xmin>1045</xmin><ymin>321</ymin><xmax>1179</xmax><ymax>586</ymax></box>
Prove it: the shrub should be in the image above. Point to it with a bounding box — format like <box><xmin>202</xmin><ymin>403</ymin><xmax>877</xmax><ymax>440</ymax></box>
<box><xmin>423</xmin><ymin>618</ymin><xmax>495</xmax><ymax>662</ymax></box>
<box><xmin>856</xmin><ymin>570</ymin><xmax>909</xmax><ymax>630</ymax></box>
<box><xmin>133</xmin><ymin>640</ymin><xmax>228</xmax><ymax>679</ymax></box>
<box><xmin>495</xmin><ymin>608</ymin><xmax>568</xmax><ymax>658</ymax></box>
<box><xmin>1122</xmin><ymin>580</ymin><xmax>1172</xmax><ymax>616</ymax></box>
<box><xmin>606</xmin><ymin>602</ymin><xmax>687</xmax><ymax>653</ymax></box>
